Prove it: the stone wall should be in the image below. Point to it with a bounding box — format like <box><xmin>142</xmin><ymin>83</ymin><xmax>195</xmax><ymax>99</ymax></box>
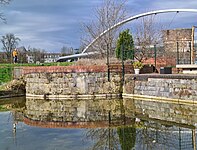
<box><xmin>135</xmin><ymin>78</ymin><xmax>195</xmax><ymax>100</ymax></box>
<box><xmin>24</xmin><ymin>65</ymin><xmax>137</xmax><ymax>99</ymax></box>
<box><xmin>124</xmin><ymin>74</ymin><xmax>197</xmax><ymax>102</ymax></box>
<box><xmin>26</xmin><ymin>71</ymin><xmax>122</xmax><ymax>99</ymax></box>
<box><xmin>25</xmin><ymin>66</ymin><xmax>197</xmax><ymax>102</ymax></box>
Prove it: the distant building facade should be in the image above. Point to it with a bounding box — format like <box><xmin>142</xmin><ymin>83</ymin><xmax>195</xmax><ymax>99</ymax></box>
<box><xmin>44</xmin><ymin>53</ymin><xmax>60</xmax><ymax>63</ymax></box>
<box><xmin>26</xmin><ymin>54</ymin><xmax>35</xmax><ymax>63</ymax></box>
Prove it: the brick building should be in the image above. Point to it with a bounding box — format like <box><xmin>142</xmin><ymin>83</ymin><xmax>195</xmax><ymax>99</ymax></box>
<box><xmin>162</xmin><ymin>28</ymin><xmax>192</xmax><ymax>64</ymax></box>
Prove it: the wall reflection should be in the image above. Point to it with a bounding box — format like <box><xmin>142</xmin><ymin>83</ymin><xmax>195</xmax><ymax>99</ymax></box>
<box><xmin>24</xmin><ymin>98</ymin><xmax>131</xmax><ymax>128</ymax></box>
<box><xmin>12</xmin><ymin>98</ymin><xmax>197</xmax><ymax>150</ymax></box>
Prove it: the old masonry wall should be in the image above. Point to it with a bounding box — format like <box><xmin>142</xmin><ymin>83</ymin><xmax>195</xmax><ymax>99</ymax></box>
<box><xmin>123</xmin><ymin>74</ymin><xmax>197</xmax><ymax>104</ymax></box>
<box><xmin>24</xmin><ymin>66</ymin><xmax>126</xmax><ymax>99</ymax></box>
<box><xmin>24</xmin><ymin>66</ymin><xmax>197</xmax><ymax>103</ymax></box>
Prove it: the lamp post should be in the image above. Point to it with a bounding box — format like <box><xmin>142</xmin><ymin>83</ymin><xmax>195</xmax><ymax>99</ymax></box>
<box><xmin>106</xmin><ymin>43</ymin><xmax>110</xmax><ymax>82</ymax></box>
<box><xmin>121</xmin><ymin>42</ymin><xmax>125</xmax><ymax>83</ymax></box>
<box><xmin>189</xmin><ymin>41</ymin><xmax>192</xmax><ymax>64</ymax></box>
<box><xmin>154</xmin><ymin>45</ymin><xmax>157</xmax><ymax>72</ymax></box>
<box><xmin>177</xmin><ymin>41</ymin><xmax>179</xmax><ymax>64</ymax></box>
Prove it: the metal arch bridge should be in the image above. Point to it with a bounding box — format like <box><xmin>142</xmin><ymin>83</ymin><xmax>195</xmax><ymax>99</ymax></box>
<box><xmin>57</xmin><ymin>9</ymin><xmax>197</xmax><ymax>62</ymax></box>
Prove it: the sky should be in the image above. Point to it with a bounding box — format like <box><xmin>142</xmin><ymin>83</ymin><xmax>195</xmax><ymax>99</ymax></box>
<box><xmin>0</xmin><ymin>0</ymin><xmax>197</xmax><ymax>52</ymax></box>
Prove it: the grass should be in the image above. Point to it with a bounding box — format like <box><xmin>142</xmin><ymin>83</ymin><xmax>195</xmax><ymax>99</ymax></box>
<box><xmin>0</xmin><ymin>67</ymin><xmax>13</xmax><ymax>84</ymax></box>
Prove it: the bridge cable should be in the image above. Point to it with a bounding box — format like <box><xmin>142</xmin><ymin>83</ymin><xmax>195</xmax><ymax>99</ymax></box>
<box><xmin>168</xmin><ymin>12</ymin><xmax>178</xmax><ymax>28</ymax></box>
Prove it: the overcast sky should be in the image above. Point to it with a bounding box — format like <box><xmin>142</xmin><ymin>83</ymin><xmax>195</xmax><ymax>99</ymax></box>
<box><xmin>0</xmin><ymin>0</ymin><xmax>197</xmax><ymax>52</ymax></box>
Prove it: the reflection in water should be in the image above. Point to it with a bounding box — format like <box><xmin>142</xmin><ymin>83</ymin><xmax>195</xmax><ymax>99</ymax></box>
<box><xmin>0</xmin><ymin>97</ymin><xmax>197</xmax><ymax>150</ymax></box>
<box><xmin>117</xmin><ymin>126</ymin><xmax>136</xmax><ymax>150</ymax></box>
<box><xmin>0</xmin><ymin>96</ymin><xmax>25</xmax><ymax>111</ymax></box>
<box><xmin>24</xmin><ymin>98</ymin><xmax>128</xmax><ymax>128</ymax></box>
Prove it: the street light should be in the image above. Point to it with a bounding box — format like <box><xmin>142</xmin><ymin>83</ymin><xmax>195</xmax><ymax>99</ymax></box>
<box><xmin>189</xmin><ymin>41</ymin><xmax>192</xmax><ymax>64</ymax></box>
<box><xmin>154</xmin><ymin>45</ymin><xmax>157</xmax><ymax>72</ymax></box>
<box><xmin>177</xmin><ymin>42</ymin><xmax>179</xmax><ymax>64</ymax></box>
<box><xmin>106</xmin><ymin>43</ymin><xmax>110</xmax><ymax>82</ymax></box>
<box><xmin>121</xmin><ymin>42</ymin><xmax>125</xmax><ymax>84</ymax></box>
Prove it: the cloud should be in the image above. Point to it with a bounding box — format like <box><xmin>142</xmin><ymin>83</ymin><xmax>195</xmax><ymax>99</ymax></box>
<box><xmin>0</xmin><ymin>0</ymin><xmax>197</xmax><ymax>52</ymax></box>
<box><xmin>0</xmin><ymin>8</ymin><xmax>82</xmax><ymax>52</ymax></box>
<box><xmin>151</xmin><ymin>0</ymin><xmax>197</xmax><ymax>9</ymax></box>
<box><xmin>0</xmin><ymin>0</ymin><xmax>98</xmax><ymax>52</ymax></box>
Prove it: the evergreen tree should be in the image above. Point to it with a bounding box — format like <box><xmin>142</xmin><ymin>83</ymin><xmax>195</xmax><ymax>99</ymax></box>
<box><xmin>116</xmin><ymin>29</ymin><xmax>134</xmax><ymax>60</ymax></box>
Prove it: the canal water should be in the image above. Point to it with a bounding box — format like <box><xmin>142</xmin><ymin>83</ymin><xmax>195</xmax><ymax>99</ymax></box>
<box><xmin>0</xmin><ymin>97</ymin><xmax>196</xmax><ymax>150</ymax></box>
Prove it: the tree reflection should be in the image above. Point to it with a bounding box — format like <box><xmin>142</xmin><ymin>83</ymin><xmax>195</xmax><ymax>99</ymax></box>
<box><xmin>85</xmin><ymin>99</ymin><xmax>136</xmax><ymax>150</ymax></box>
<box><xmin>117</xmin><ymin>126</ymin><xmax>136</xmax><ymax>150</ymax></box>
<box><xmin>134</xmin><ymin>119</ymin><xmax>196</xmax><ymax>150</ymax></box>
<box><xmin>11</xmin><ymin>97</ymin><xmax>196</xmax><ymax>150</ymax></box>
<box><xmin>85</xmin><ymin>125</ymin><xmax>136</xmax><ymax>150</ymax></box>
<box><xmin>85</xmin><ymin>128</ymin><xmax>119</xmax><ymax>150</ymax></box>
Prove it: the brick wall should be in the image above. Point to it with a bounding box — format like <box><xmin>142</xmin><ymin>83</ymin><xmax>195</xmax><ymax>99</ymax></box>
<box><xmin>143</xmin><ymin>57</ymin><xmax>176</xmax><ymax>73</ymax></box>
<box><xmin>21</xmin><ymin>64</ymin><xmax>134</xmax><ymax>75</ymax></box>
<box><xmin>163</xmin><ymin>28</ymin><xmax>192</xmax><ymax>52</ymax></box>
<box><xmin>22</xmin><ymin>65</ymin><xmax>107</xmax><ymax>74</ymax></box>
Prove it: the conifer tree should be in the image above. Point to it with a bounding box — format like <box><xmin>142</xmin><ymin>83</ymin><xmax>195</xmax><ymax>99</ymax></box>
<box><xmin>116</xmin><ymin>29</ymin><xmax>134</xmax><ymax>60</ymax></box>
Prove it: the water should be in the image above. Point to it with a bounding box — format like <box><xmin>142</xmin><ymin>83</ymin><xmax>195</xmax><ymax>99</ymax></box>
<box><xmin>0</xmin><ymin>97</ymin><xmax>197</xmax><ymax>150</ymax></box>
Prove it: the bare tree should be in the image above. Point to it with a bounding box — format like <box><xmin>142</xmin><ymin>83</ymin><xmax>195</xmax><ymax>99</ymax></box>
<box><xmin>61</xmin><ymin>46</ymin><xmax>74</xmax><ymax>56</ymax></box>
<box><xmin>1</xmin><ymin>33</ymin><xmax>20</xmax><ymax>63</ymax></box>
<box><xmin>81</xmin><ymin>0</ymin><xmax>127</xmax><ymax>58</ymax></box>
<box><xmin>0</xmin><ymin>0</ymin><xmax>11</xmax><ymax>22</ymax></box>
<box><xmin>134</xmin><ymin>16</ymin><xmax>163</xmax><ymax>62</ymax></box>
<box><xmin>27</xmin><ymin>47</ymin><xmax>45</xmax><ymax>63</ymax></box>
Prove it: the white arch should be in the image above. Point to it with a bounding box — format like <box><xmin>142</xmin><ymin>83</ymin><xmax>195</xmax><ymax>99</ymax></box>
<box><xmin>82</xmin><ymin>9</ymin><xmax>197</xmax><ymax>53</ymax></box>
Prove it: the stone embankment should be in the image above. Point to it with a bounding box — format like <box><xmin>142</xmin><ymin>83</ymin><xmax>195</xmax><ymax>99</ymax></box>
<box><xmin>23</xmin><ymin>66</ymin><xmax>197</xmax><ymax>103</ymax></box>
<box><xmin>123</xmin><ymin>74</ymin><xmax>197</xmax><ymax>104</ymax></box>
<box><xmin>24</xmin><ymin>65</ymin><xmax>133</xmax><ymax>99</ymax></box>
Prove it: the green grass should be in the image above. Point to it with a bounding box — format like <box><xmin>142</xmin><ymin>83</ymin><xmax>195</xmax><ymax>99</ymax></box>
<box><xmin>0</xmin><ymin>67</ymin><xmax>13</xmax><ymax>84</ymax></box>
